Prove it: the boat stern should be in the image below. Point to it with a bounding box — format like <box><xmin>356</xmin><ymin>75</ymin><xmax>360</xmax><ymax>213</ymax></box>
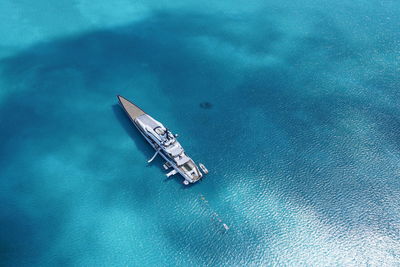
<box><xmin>179</xmin><ymin>160</ymin><xmax>203</xmax><ymax>184</ymax></box>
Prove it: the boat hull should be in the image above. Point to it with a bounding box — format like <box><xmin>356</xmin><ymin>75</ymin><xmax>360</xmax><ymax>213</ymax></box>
<box><xmin>117</xmin><ymin>95</ymin><xmax>202</xmax><ymax>184</ymax></box>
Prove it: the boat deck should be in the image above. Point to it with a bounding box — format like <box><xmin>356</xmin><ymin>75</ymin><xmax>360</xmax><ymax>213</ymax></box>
<box><xmin>118</xmin><ymin>95</ymin><xmax>145</xmax><ymax>120</ymax></box>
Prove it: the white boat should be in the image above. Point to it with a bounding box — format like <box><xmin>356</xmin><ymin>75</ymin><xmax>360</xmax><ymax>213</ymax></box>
<box><xmin>117</xmin><ymin>95</ymin><xmax>208</xmax><ymax>185</ymax></box>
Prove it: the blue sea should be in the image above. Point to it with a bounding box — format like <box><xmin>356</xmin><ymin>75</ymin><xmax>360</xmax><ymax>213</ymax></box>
<box><xmin>1</xmin><ymin>0</ymin><xmax>400</xmax><ymax>266</ymax></box>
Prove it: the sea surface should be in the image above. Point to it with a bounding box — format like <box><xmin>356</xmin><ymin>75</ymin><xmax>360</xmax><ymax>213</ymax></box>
<box><xmin>1</xmin><ymin>0</ymin><xmax>400</xmax><ymax>266</ymax></box>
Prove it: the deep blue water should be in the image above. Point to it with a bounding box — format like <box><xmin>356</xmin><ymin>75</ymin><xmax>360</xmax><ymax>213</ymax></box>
<box><xmin>1</xmin><ymin>0</ymin><xmax>400</xmax><ymax>266</ymax></box>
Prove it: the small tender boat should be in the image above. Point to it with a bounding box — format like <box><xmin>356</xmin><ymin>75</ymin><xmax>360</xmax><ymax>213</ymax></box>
<box><xmin>117</xmin><ymin>95</ymin><xmax>208</xmax><ymax>185</ymax></box>
<box><xmin>199</xmin><ymin>163</ymin><xmax>209</xmax><ymax>174</ymax></box>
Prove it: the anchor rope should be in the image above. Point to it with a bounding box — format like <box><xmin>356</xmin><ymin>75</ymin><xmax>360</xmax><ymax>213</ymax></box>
<box><xmin>199</xmin><ymin>193</ymin><xmax>230</xmax><ymax>231</ymax></box>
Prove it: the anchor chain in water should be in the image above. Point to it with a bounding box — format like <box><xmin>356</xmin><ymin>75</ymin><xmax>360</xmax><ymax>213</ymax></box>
<box><xmin>199</xmin><ymin>194</ymin><xmax>230</xmax><ymax>231</ymax></box>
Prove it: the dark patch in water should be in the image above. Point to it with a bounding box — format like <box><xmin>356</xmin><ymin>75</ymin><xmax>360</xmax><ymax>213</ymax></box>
<box><xmin>199</xmin><ymin>102</ymin><xmax>213</xmax><ymax>109</ymax></box>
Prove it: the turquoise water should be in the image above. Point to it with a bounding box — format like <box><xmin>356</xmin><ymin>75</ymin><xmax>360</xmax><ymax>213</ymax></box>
<box><xmin>1</xmin><ymin>0</ymin><xmax>400</xmax><ymax>266</ymax></box>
